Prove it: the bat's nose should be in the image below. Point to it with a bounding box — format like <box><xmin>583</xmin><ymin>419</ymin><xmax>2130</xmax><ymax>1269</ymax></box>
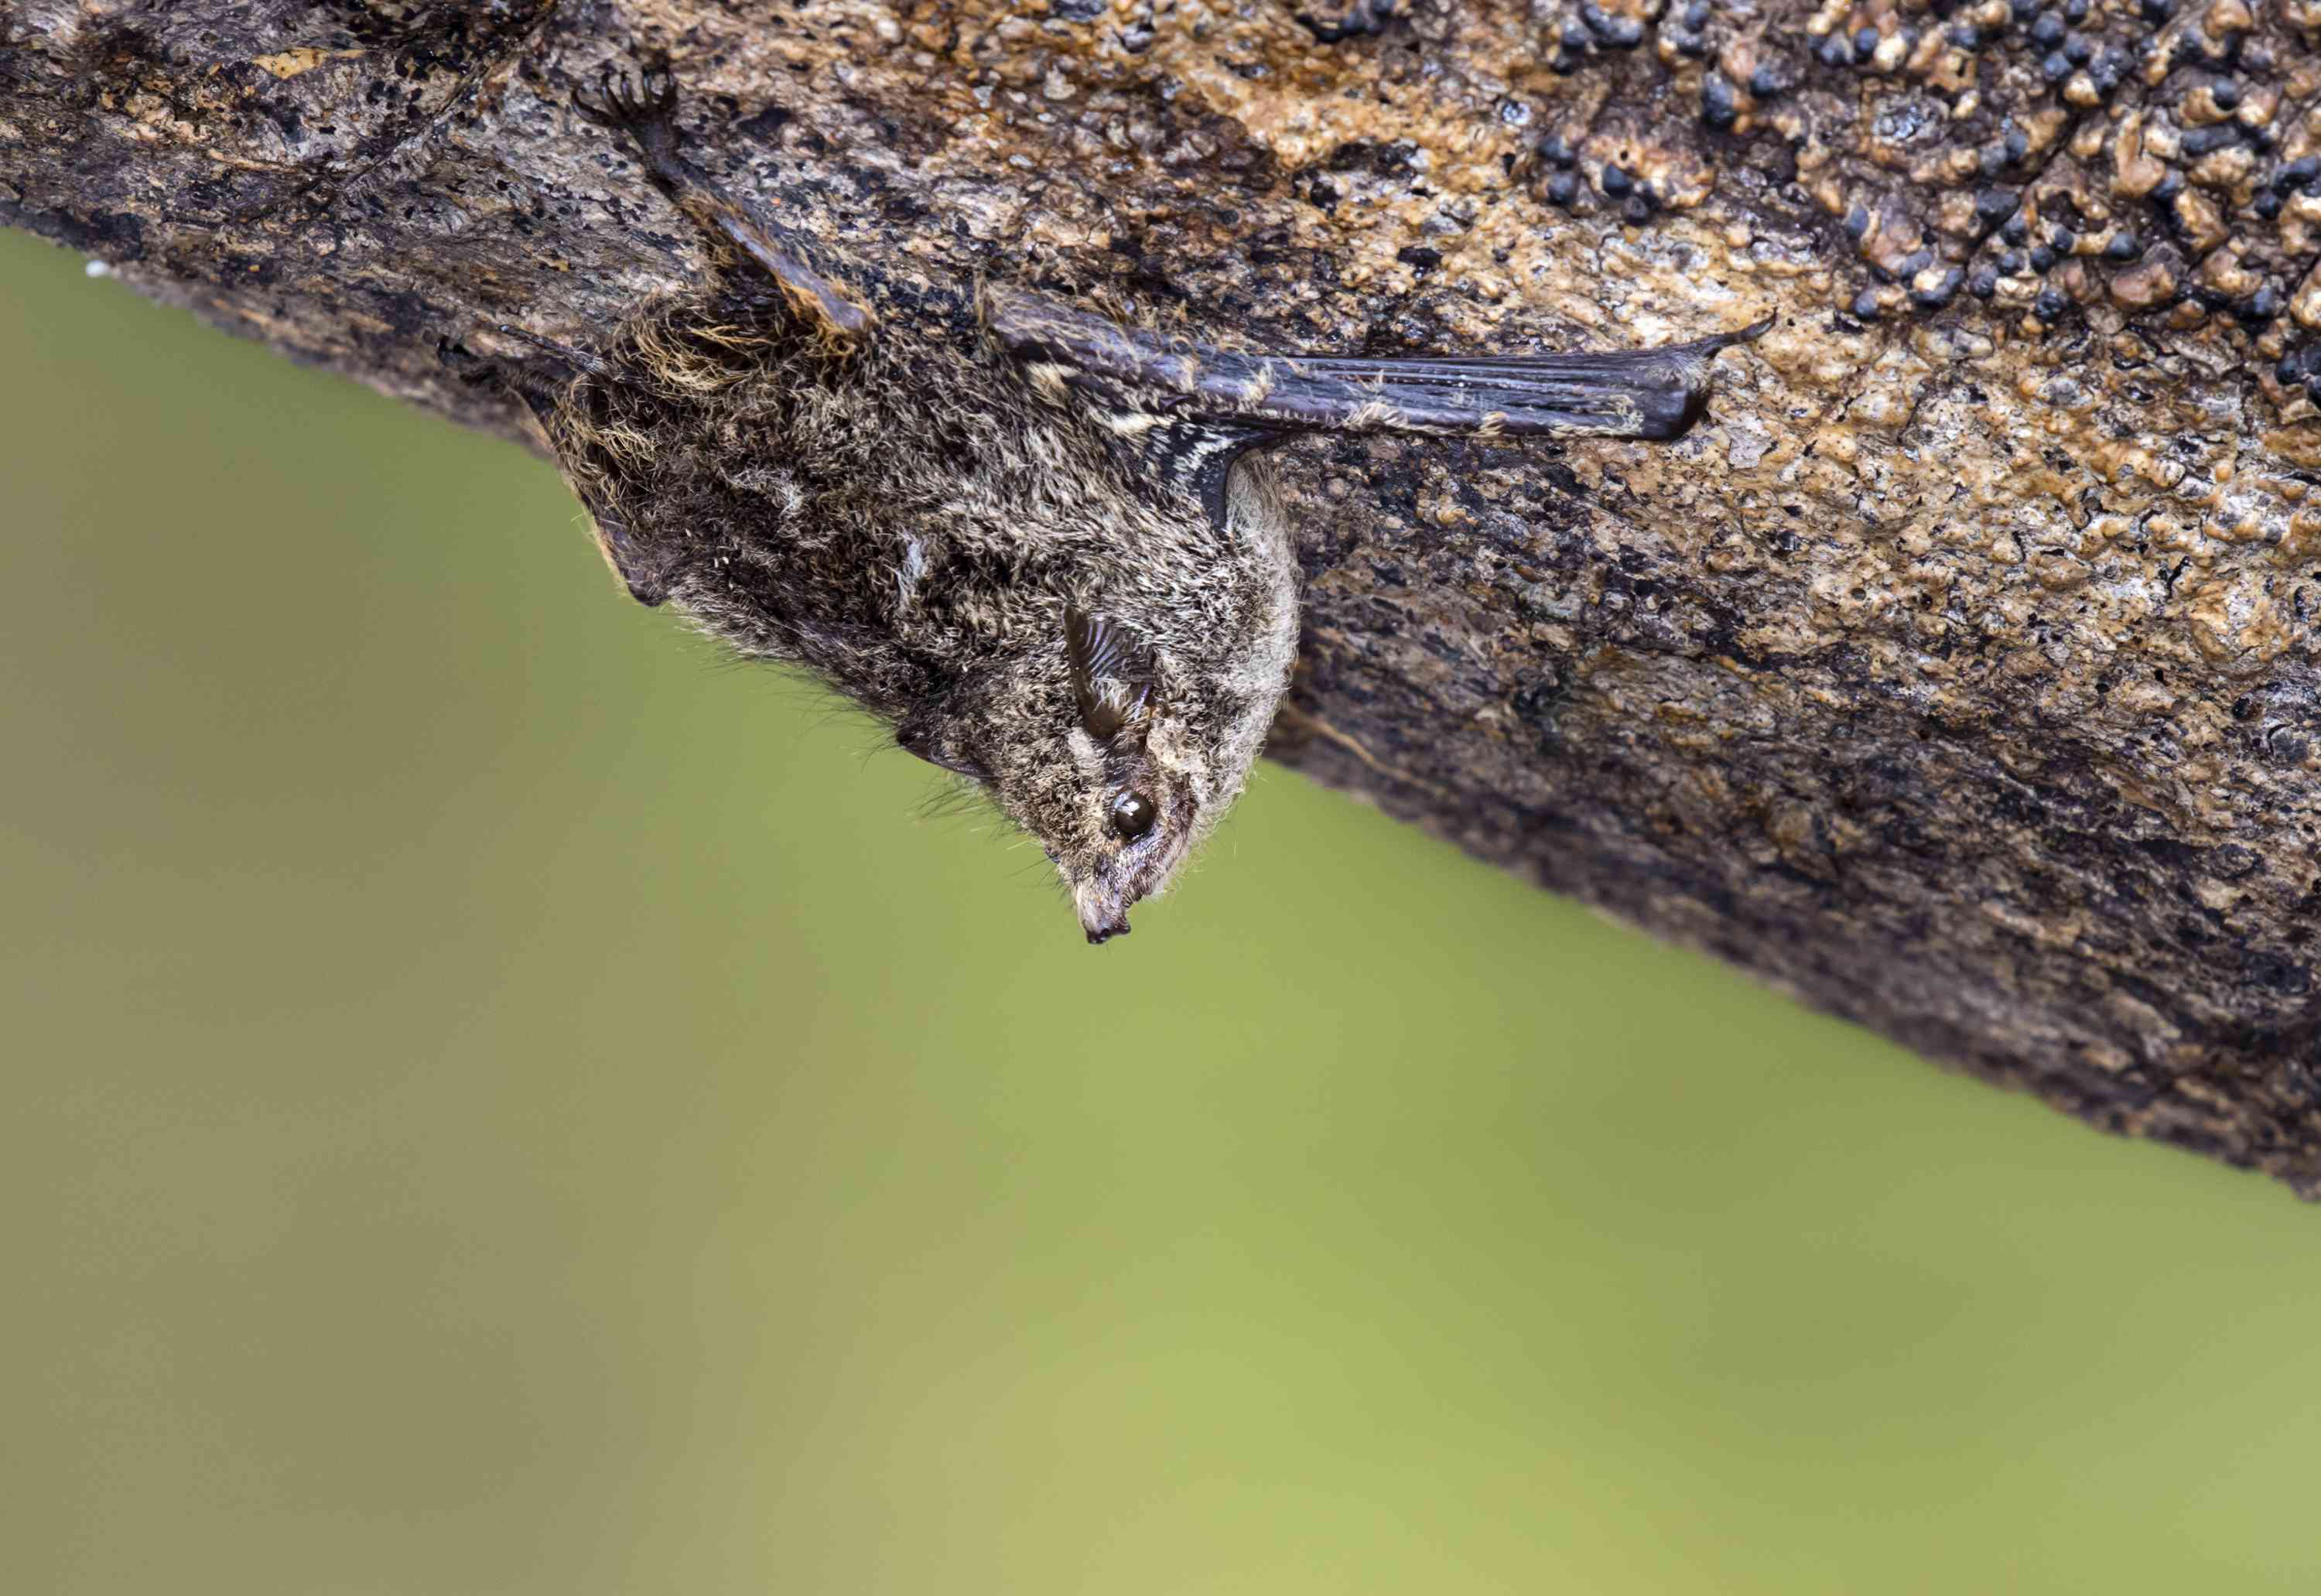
<box><xmin>1074</xmin><ymin>879</ymin><xmax>1133</xmax><ymax>945</ymax></box>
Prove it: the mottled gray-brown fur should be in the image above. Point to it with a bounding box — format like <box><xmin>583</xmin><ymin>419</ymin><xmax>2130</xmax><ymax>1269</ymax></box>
<box><xmin>513</xmin><ymin>60</ymin><xmax>1755</xmax><ymax>942</ymax></box>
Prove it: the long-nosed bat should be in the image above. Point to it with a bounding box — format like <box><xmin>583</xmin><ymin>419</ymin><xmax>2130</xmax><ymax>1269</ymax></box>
<box><xmin>498</xmin><ymin>59</ymin><xmax>1766</xmax><ymax>942</ymax></box>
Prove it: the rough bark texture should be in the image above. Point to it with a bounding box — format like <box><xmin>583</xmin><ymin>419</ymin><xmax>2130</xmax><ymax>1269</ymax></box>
<box><xmin>6</xmin><ymin>0</ymin><xmax>2320</xmax><ymax>1191</ymax></box>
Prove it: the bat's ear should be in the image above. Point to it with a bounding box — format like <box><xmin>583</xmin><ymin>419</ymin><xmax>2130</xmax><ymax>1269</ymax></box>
<box><xmin>1064</xmin><ymin>605</ymin><xmax>1157</xmax><ymax>747</ymax></box>
<box><xmin>986</xmin><ymin>282</ymin><xmax>1769</xmax><ymax>445</ymax></box>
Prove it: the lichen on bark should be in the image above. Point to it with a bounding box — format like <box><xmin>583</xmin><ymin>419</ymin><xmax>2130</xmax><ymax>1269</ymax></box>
<box><xmin>5</xmin><ymin>0</ymin><xmax>2319</xmax><ymax>1192</ymax></box>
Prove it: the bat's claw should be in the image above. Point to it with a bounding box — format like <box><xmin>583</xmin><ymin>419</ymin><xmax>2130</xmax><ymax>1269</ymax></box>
<box><xmin>489</xmin><ymin>322</ymin><xmax>608</xmax><ymax>377</ymax></box>
<box><xmin>572</xmin><ymin>54</ymin><xmax>679</xmax><ymax>135</ymax></box>
<box><xmin>433</xmin><ymin>334</ymin><xmax>497</xmax><ymax>387</ymax></box>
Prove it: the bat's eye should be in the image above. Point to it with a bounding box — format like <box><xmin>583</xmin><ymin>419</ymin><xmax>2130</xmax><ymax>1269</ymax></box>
<box><xmin>1109</xmin><ymin>791</ymin><xmax>1157</xmax><ymax>842</ymax></box>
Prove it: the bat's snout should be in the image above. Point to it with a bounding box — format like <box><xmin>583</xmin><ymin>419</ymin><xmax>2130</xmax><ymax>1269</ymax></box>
<box><xmin>1075</xmin><ymin>880</ymin><xmax>1134</xmax><ymax>945</ymax></box>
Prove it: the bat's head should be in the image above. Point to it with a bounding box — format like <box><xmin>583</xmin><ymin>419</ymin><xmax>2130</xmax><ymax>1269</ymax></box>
<box><xmin>901</xmin><ymin>600</ymin><xmax>1292</xmax><ymax>944</ymax></box>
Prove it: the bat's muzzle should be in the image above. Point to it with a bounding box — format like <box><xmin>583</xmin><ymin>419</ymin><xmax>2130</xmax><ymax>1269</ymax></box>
<box><xmin>1075</xmin><ymin>880</ymin><xmax>1133</xmax><ymax>945</ymax></box>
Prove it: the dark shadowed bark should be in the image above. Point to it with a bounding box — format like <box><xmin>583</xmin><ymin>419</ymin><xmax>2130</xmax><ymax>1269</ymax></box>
<box><xmin>7</xmin><ymin>0</ymin><xmax>2321</xmax><ymax>1192</ymax></box>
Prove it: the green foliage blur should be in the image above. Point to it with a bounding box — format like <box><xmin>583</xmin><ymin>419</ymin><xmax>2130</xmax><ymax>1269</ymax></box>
<box><xmin>5</xmin><ymin>228</ymin><xmax>2319</xmax><ymax>1594</ymax></box>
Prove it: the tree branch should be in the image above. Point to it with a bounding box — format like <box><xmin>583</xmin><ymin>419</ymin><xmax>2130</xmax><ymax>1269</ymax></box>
<box><xmin>9</xmin><ymin>0</ymin><xmax>2320</xmax><ymax>1192</ymax></box>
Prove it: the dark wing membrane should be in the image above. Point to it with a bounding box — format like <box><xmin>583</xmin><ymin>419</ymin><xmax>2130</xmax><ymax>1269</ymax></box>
<box><xmin>987</xmin><ymin>284</ymin><xmax>1769</xmax><ymax>444</ymax></box>
<box><xmin>1230</xmin><ymin>340</ymin><xmax>1768</xmax><ymax>440</ymax></box>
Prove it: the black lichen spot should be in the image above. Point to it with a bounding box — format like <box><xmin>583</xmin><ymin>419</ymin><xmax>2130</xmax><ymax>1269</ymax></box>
<box><xmin>1538</xmin><ymin>133</ymin><xmax>1577</xmax><ymax>168</ymax></box>
<box><xmin>1599</xmin><ymin>163</ymin><xmax>1634</xmax><ymax>198</ymax></box>
<box><xmin>1328</xmin><ymin>138</ymin><xmax>1424</xmax><ymax>178</ymax></box>
<box><xmin>2035</xmin><ymin>287</ymin><xmax>2070</xmax><ymax>322</ymax></box>
<box><xmin>1851</xmin><ymin>287</ymin><xmax>1884</xmax><ymax>320</ymax></box>
<box><xmin>2031</xmin><ymin>12</ymin><xmax>2066</xmax><ymax>46</ymax></box>
<box><xmin>1297</xmin><ymin>1</ymin><xmax>1397</xmax><ymax>43</ymax></box>
<box><xmin>1852</xmin><ymin>26</ymin><xmax>1880</xmax><ymax>62</ymax></box>
<box><xmin>1578</xmin><ymin>4</ymin><xmax>1642</xmax><ymax>47</ymax></box>
<box><xmin>2104</xmin><ymin>231</ymin><xmax>2142</xmax><ymax>261</ymax></box>
<box><xmin>1971</xmin><ymin>265</ymin><xmax>2000</xmax><ymax>299</ymax></box>
<box><xmin>1976</xmin><ymin>188</ymin><xmax>2021</xmax><ymax>229</ymax></box>
<box><xmin>1544</xmin><ymin>169</ymin><xmax>1580</xmax><ymax>207</ymax></box>
<box><xmin>1913</xmin><ymin>266</ymin><xmax>1965</xmax><ymax>309</ymax></box>
<box><xmin>1702</xmin><ymin>73</ymin><xmax>1738</xmax><ymax>130</ymax></box>
<box><xmin>1396</xmin><ymin>244</ymin><xmax>1442</xmax><ymax>272</ymax></box>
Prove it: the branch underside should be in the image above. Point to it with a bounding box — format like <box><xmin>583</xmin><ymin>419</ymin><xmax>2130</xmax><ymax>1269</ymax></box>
<box><xmin>6</xmin><ymin>0</ymin><xmax>2320</xmax><ymax>1192</ymax></box>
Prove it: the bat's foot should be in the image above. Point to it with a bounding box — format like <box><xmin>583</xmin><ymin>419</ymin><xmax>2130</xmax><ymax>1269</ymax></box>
<box><xmin>1297</xmin><ymin>0</ymin><xmax>1396</xmax><ymax>43</ymax></box>
<box><xmin>434</xmin><ymin>333</ymin><xmax>489</xmax><ymax>381</ymax></box>
<box><xmin>569</xmin><ymin>50</ymin><xmax>876</xmax><ymax>354</ymax></box>
<box><xmin>572</xmin><ymin>54</ymin><xmax>681</xmax><ymax>162</ymax></box>
<box><xmin>432</xmin><ymin>331</ymin><xmax>579</xmax><ymax>436</ymax></box>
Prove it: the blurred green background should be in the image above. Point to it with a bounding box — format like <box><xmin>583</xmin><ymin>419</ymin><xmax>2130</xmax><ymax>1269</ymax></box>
<box><xmin>5</xmin><ymin>226</ymin><xmax>2319</xmax><ymax>1594</ymax></box>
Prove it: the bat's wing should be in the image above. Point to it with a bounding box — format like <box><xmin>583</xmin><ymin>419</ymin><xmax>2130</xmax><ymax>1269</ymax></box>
<box><xmin>986</xmin><ymin>285</ymin><xmax>1767</xmax><ymax>521</ymax></box>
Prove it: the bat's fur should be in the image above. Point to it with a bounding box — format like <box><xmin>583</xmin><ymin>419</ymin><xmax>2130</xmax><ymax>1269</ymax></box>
<box><xmin>508</xmin><ymin>60</ymin><xmax>1756</xmax><ymax>943</ymax></box>
<box><xmin>541</xmin><ymin>293</ymin><xmax>1297</xmax><ymax>942</ymax></box>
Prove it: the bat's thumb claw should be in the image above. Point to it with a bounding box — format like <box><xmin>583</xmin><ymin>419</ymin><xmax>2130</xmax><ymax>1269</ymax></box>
<box><xmin>1705</xmin><ymin>315</ymin><xmax>1776</xmax><ymax>354</ymax></box>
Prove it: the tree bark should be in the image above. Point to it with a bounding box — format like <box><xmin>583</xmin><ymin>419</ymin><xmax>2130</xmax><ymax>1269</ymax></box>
<box><xmin>7</xmin><ymin>0</ymin><xmax>2320</xmax><ymax>1192</ymax></box>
